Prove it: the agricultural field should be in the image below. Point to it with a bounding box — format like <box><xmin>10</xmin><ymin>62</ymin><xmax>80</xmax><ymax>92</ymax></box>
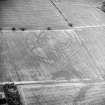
<box><xmin>0</xmin><ymin>0</ymin><xmax>105</xmax><ymax>105</ymax></box>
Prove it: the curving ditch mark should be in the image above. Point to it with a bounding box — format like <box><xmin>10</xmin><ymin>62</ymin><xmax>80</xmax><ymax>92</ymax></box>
<box><xmin>73</xmin><ymin>84</ymin><xmax>92</xmax><ymax>105</ymax></box>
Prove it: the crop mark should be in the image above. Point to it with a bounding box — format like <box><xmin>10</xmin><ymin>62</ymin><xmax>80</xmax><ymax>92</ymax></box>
<box><xmin>73</xmin><ymin>84</ymin><xmax>92</xmax><ymax>105</ymax></box>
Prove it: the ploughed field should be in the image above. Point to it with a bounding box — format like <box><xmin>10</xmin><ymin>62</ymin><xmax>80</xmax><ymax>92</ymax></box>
<box><xmin>0</xmin><ymin>0</ymin><xmax>105</xmax><ymax>29</ymax></box>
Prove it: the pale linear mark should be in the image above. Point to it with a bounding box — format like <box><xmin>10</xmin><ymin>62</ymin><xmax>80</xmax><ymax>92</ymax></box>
<box><xmin>73</xmin><ymin>31</ymin><xmax>104</xmax><ymax>80</ymax></box>
<box><xmin>0</xmin><ymin>79</ymin><xmax>105</xmax><ymax>87</ymax></box>
<box><xmin>71</xmin><ymin>4</ymin><xmax>100</xmax><ymax>7</ymax></box>
<box><xmin>1</xmin><ymin>23</ymin><xmax>105</xmax><ymax>33</ymax></box>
